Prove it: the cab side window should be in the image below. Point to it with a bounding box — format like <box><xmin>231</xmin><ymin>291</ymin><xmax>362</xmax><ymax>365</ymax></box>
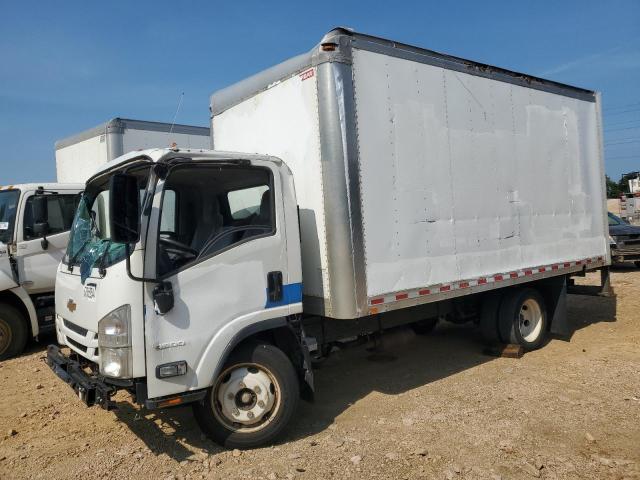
<box><xmin>157</xmin><ymin>166</ymin><xmax>274</xmax><ymax>277</ymax></box>
<box><xmin>23</xmin><ymin>194</ymin><xmax>79</xmax><ymax>240</ymax></box>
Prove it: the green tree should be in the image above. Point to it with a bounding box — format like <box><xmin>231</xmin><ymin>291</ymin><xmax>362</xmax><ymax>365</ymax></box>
<box><xmin>606</xmin><ymin>175</ymin><xmax>623</xmax><ymax>198</ymax></box>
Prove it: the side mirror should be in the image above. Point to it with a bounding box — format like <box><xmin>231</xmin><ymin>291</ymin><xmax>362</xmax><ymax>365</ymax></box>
<box><xmin>32</xmin><ymin>195</ymin><xmax>48</xmax><ymax>225</ymax></box>
<box><xmin>109</xmin><ymin>173</ymin><xmax>140</xmax><ymax>244</ymax></box>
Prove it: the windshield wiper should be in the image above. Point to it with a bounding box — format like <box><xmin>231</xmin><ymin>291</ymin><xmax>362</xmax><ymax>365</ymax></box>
<box><xmin>67</xmin><ymin>238</ymin><xmax>91</xmax><ymax>271</ymax></box>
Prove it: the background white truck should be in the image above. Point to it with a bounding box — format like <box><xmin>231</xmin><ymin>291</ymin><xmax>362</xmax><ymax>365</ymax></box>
<box><xmin>619</xmin><ymin>171</ymin><xmax>640</xmax><ymax>224</ymax></box>
<box><xmin>0</xmin><ymin>119</ymin><xmax>209</xmax><ymax>360</ymax></box>
<box><xmin>55</xmin><ymin>118</ymin><xmax>211</xmax><ymax>183</ymax></box>
<box><xmin>0</xmin><ymin>183</ymin><xmax>83</xmax><ymax>359</ymax></box>
<box><xmin>48</xmin><ymin>28</ymin><xmax>609</xmax><ymax>449</ymax></box>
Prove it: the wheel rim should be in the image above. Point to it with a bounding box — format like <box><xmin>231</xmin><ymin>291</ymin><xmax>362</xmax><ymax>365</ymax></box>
<box><xmin>0</xmin><ymin>318</ymin><xmax>12</xmax><ymax>356</ymax></box>
<box><xmin>518</xmin><ymin>298</ymin><xmax>543</xmax><ymax>343</ymax></box>
<box><xmin>212</xmin><ymin>363</ymin><xmax>281</xmax><ymax>433</ymax></box>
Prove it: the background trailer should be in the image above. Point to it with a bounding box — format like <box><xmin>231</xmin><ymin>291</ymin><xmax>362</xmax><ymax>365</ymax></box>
<box><xmin>55</xmin><ymin>118</ymin><xmax>210</xmax><ymax>183</ymax></box>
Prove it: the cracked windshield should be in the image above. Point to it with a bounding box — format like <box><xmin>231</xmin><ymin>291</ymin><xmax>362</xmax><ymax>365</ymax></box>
<box><xmin>66</xmin><ymin>166</ymin><xmax>151</xmax><ymax>283</ymax></box>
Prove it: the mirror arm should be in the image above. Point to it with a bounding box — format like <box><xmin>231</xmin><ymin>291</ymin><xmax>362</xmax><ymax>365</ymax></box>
<box><xmin>124</xmin><ymin>243</ymin><xmax>160</xmax><ymax>283</ymax></box>
<box><xmin>40</xmin><ymin>235</ymin><xmax>49</xmax><ymax>250</ymax></box>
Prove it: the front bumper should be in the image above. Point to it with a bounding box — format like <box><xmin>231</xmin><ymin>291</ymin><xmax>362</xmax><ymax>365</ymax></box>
<box><xmin>45</xmin><ymin>345</ymin><xmax>116</xmax><ymax>409</ymax></box>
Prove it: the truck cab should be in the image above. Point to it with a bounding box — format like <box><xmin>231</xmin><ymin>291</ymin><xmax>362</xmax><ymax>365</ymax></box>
<box><xmin>49</xmin><ymin>148</ymin><xmax>308</xmax><ymax>448</ymax></box>
<box><xmin>0</xmin><ymin>183</ymin><xmax>83</xmax><ymax>360</ymax></box>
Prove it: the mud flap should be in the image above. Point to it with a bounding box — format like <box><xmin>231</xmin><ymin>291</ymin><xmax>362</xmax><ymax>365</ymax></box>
<box><xmin>538</xmin><ymin>276</ymin><xmax>568</xmax><ymax>336</ymax></box>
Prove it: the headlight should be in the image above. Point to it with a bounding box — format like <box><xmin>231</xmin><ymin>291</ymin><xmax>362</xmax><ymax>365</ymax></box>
<box><xmin>98</xmin><ymin>305</ymin><xmax>131</xmax><ymax>348</ymax></box>
<box><xmin>100</xmin><ymin>347</ymin><xmax>132</xmax><ymax>378</ymax></box>
<box><xmin>98</xmin><ymin>305</ymin><xmax>132</xmax><ymax>378</ymax></box>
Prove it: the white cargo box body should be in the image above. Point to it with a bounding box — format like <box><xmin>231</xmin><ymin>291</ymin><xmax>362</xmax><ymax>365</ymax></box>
<box><xmin>55</xmin><ymin>118</ymin><xmax>210</xmax><ymax>183</ymax></box>
<box><xmin>211</xmin><ymin>29</ymin><xmax>609</xmax><ymax>320</ymax></box>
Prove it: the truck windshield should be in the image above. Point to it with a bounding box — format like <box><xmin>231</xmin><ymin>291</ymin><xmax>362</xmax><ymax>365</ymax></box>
<box><xmin>65</xmin><ymin>164</ymin><xmax>151</xmax><ymax>283</ymax></box>
<box><xmin>0</xmin><ymin>190</ymin><xmax>20</xmax><ymax>244</ymax></box>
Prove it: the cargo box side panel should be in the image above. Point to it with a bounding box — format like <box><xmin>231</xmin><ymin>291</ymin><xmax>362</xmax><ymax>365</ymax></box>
<box><xmin>352</xmin><ymin>48</ymin><xmax>607</xmax><ymax>298</ymax></box>
<box><xmin>55</xmin><ymin>135</ymin><xmax>109</xmax><ymax>183</ymax></box>
<box><xmin>212</xmin><ymin>70</ymin><xmax>330</xmax><ymax>307</ymax></box>
<box><xmin>121</xmin><ymin>129</ymin><xmax>210</xmax><ymax>154</ymax></box>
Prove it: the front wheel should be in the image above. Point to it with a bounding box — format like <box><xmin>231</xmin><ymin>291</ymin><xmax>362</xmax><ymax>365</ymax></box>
<box><xmin>193</xmin><ymin>342</ymin><xmax>299</xmax><ymax>449</ymax></box>
<box><xmin>0</xmin><ymin>304</ymin><xmax>28</xmax><ymax>361</ymax></box>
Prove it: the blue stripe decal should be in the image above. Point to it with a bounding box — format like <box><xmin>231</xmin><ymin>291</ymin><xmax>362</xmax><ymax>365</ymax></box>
<box><xmin>265</xmin><ymin>282</ymin><xmax>303</xmax><ymax>308</ymax></box>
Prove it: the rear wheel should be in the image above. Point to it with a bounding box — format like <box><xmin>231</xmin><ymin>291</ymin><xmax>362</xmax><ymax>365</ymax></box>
<box><xmin>498</xmin><ymin>288</ymin><xmax>547</xmax><ymax>350</ymax></box>
<box><xmin>0</xmin><ymin>304</ymin><xmax>28</xmax><ymax>361</ymax></box>
<box><xmin>193</xmin><ymin>342</ymin><xmax>299</xmax><ymax>449</ymax></box>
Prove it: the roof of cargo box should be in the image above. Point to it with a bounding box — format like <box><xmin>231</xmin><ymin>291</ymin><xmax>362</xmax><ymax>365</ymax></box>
<box><xmin>55</xmin><ymin>118</ymin><xmax>210</xmax><ymax>150</ymax></box>
<box><xmin>211</xmin><ymin>27</ymin><xmax>597</xmax><ymax>116</ymax></box>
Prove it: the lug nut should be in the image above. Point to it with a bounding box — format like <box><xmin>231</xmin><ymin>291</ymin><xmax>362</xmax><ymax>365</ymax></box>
<box><xmin>254</xmin><ymin>386</ymin><xmax>262</xmax><ymax>394</ymax></box>
<box><xmin>227</xmin><ymin>393</ymin><xmax>234</xmax><ymax>400</ymax></box>
<box><xmin>247</xmin><ymin>411</ymin><xmax>254</xmax><ymax>419</ymax></box>
<box><xmin>238</xmin><ymin>382</ymin><xmax>245</xmax><ymax>388</ymax></box>
<box><xmin>257</xmin><ymin>400</ymin><xmax>265</xmax><ymax>408</ymax></box>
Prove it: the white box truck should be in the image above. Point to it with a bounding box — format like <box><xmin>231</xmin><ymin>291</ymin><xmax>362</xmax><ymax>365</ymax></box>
<box><xmin>0</xmin><ymin>183</ymin><xmax>83</xmax><ymax>359</ymax></box>
<box><xmin>0</xmin><ymin>119</ymin><xmax>210</xmax><ymax>360</ymax></box>
<box><xmin>55</xmin><ymin>118</ymin><xmax>211</xmax><ymax>183</ymax></box>
<box><xmin>47</xmin><ymin>29</ymin><xmax>609</xmax><ymax>449</ymax></box>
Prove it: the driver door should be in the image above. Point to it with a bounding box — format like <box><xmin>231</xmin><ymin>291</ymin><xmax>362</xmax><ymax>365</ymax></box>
<box><xmin>144</xmin><ymin>163</ymin><xmax>290</xmax><ymax>399</ymax></box>
<box><xmin>16</xmin><ymin>192</ymin><xmax>79</xmax><ymax>293</ymax></box>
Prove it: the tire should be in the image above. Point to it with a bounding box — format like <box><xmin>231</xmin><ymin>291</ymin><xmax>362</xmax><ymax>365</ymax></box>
<box><xmin>193</xmin><ymin>342</ymin><xmax>299</xmax><ymax>449</ymax></box>
<box><xmin>411</xmin><ymin>318</ymin><xmax>438</xmax><ymax>335</ymax></box>
<box><xmin>498</xmin><ymin>287</ymin><xmax>547</xmax><ymax>351</ymax></box>
<box><xmin>0</xmin><ymin>304</ymin><xmax>29</xmax><ymax>361</ymax></box>
<box><xmin>479</xmin><ymin>292</ymin><xmax>502</xmax><ymax>344</ymax></box>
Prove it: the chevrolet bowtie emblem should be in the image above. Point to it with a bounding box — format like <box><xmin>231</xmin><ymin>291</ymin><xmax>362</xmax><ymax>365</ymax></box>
<box><xmin>67</xmin><ymin>299</ymin><xmax>77</xmax><ymax>312</ymax></box>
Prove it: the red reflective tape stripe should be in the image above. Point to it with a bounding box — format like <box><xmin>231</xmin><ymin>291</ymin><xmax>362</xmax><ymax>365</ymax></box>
<box><xmin>524</xmin><ymin>270</ymin><xmax>533</xmax><ymax>276</ymax></box>
<box><xmin>418</xmin><ymin>289</ymin><xmax>431</xmax><ymax>296</ymax></box>
<box><xmin>551</xmin><ymin>265</ymin><xmax>559</xmax><ymax>271</ymax></box>
<box><xmin>371</xmin><ymin>298</ymin><xmax>384</xmax><ymax>305</ymax></box>
<box><xmin>458</xmin><ymin>282</ymin><xmax>469</xmax><ymax>288</ymax></box>
<box><xmin>563</xmin><ymin>262</ymin><xmax>571</xmax><ymax>268</ymax></box>
<box><xmin>538</xmin><ymin>267</ymin><xmax>546</xmax><ymax>272</ymax></box>
<box><xmin>478</xmin><ymin>278</ymin><xmax>487</xmax><ymax>285</ymax></box>
<box><xmin>439</xmin><ymin>285</ymin><xmax>451</xmax><ymax>292</ymax></box>
<box><xmin>494</xmin><ymin>275</ymin><xmax>503</xmax><ymax>281</ymax></box>
<box><xmin>510</xmin><ymin>272</ymin><xmax>518</xmax><ymax>279</ymax></box>
<box><xmin>395</xmin><ymin>293</ymin><xmax>408</xmax><ymax>301</ymax></box>
<box><xmin>575</xmin><ymin>260</ymin><xmax>582</xmax><ymax>265</ymax></box>
<box><xmin>586</xmin><ymin>258</ymin><xmax>592</xmax><ymax>263</ymax></box>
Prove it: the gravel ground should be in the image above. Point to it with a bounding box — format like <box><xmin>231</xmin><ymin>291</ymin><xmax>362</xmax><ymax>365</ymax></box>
<box><xmin>0</xmin><ymin>267</ymin><xmax>638</xmax><ymax>480</ymax></box>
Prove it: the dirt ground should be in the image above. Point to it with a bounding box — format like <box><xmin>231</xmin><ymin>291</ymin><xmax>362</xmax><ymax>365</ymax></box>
<box><xmin>0</xmin><ymin>267</ymin><xmax>639</xmax><ymax>480</ymax></box>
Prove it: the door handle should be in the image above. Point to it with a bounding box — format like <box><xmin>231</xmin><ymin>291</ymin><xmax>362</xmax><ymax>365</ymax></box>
<box><xmin>267</xmin><ymin>271</ymin><xmax>283</xmax><ymax>302</ymax></box>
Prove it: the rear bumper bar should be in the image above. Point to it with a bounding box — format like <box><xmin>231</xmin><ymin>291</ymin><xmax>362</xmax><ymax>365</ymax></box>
<box><xmin>45</xmin><ymin>344</ymin><xmax>115</xmax><ymax>410</ymax></box>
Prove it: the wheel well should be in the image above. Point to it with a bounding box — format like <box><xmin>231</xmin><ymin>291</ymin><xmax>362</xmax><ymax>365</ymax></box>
<box><xmin>234</xmin><ymin>325</ymin><xmax>313</xmax><ymax>401</ymax></box>
<box><xmin>0</xmin><ymin>291</ymin><xmax>32</xmax><ymax>336</ymax></box>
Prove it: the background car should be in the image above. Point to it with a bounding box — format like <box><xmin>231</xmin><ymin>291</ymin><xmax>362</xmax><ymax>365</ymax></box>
<box><xmin>608</xmin><ymin>212</ymin><xmax>640</xmax><ymax>268</ymax></box>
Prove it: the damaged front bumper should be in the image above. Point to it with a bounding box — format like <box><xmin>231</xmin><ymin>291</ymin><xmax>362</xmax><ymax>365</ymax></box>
<box><xmin>45</xmin><ymin>344</ymin><xmax>117</xmax><ymax>409</ymax></box>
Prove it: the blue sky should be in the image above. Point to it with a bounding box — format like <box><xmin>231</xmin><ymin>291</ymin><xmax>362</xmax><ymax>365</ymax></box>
<box><xmin>1</xmin><ymin>1</ymin><xmax>639</xmax><ymax>184</ymax></box>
